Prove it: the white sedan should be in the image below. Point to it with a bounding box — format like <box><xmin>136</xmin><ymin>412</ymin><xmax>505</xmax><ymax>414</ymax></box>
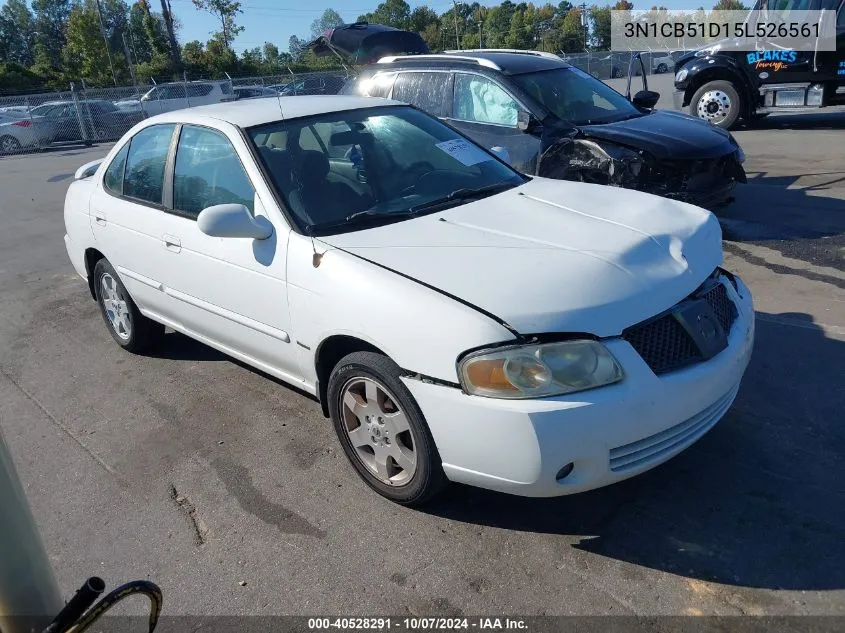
<box><xmin>63</xmin><ymin>96</ymin><xmax>754</xmax><ymax>505</ymax></box>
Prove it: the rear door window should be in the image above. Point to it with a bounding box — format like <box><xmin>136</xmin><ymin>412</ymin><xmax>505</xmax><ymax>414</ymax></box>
<box><xmin>123</xmin><ymin>124</ymin><xmax>176</xmax><ymax>205</ymax></box>
<box><xmin>391</xmin><ymin>72</ymin><xmax>451</xmax><ymax>117</ymax></box>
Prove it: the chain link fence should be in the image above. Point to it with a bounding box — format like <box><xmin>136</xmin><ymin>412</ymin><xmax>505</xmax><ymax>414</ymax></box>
<box><xmin>0</xmin><ymin>70</ymin><xmax>350</xmax><ymax>156</ymax></box>
<box><xmin>0</xmin><ymin>52</ymin><xmax>682</xmax><ymax>156</ymax></box>
<box><xmin>560</xmin><ymin>50</ymin><xmax>681</xmax><ymax>79</ymax></box>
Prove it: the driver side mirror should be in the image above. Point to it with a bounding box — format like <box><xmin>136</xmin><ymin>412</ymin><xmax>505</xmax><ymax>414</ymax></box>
<box><xmin>197</xmin><ymin>204</ymin><xmax>273</xmax><ymax>240</ymax></box>
<box><xmin>632</xmin><ymin>90</ymin><xmax>660</xmax><ymax>110</ymax></box>
<box><xmin>516</xmin><ymin>110</ymin><xmax>539</xmax><ymax>134</ymax></box>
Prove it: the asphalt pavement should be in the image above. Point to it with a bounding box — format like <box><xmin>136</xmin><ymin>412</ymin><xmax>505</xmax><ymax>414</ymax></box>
<box><xmin>0</xmin><ymin>92</ymin><xmax>843</xmax><ymax>617</ymax></box>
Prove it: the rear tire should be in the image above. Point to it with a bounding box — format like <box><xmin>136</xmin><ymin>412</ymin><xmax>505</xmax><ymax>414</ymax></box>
<box><xmin>656</xmin><ymin>63</ymin><xmax>668</xmax><ymax>73</ymax></box>
<box><xmin>93</xmin><ymin>258</ymin><xmax>164</xmax><ymax>353</ymax></box>
<box><xmin>691</xmin><ymin>80</ymin><xmax>742</xmax><ymax>129</ymax></box>
<box><xmin>1</xmin><ymin>135</ymin><xmax>21</xmax><ymax>154</ymax></box>
<box><xmin>327</xmin><ymin>351</ymin><xmax>447</xmax><ymax>506</ymax></box>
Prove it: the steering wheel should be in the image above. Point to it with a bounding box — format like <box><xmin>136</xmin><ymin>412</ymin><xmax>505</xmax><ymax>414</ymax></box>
<box><xmin>397</xmin><ymin>162</ymin><xmax>436</xmax><ymax>197</ymax></box>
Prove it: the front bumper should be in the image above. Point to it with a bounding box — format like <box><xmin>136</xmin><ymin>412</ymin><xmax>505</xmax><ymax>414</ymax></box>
<box><xmin>673</xmin><ymin>89</ymin><xmax>686</xmax><ymax>111</ymax></box>
<box><xmin>403</xmin><ymin>276</ymin><xmax>755</xmax><ymax>498</ymax></box>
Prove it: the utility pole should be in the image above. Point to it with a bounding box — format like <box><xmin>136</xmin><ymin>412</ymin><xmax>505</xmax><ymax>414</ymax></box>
<box><xmin>159</xmin><ymin>0</ymin><xmax>182</xmax><ymax>72</ymax></box>
<box><xmin>452</xmin><ymin>0</ymin><xmax>461</xmax><ymax>50</ymax></box>
<box><xmin>122</xmin><ymin>32</ymin><xmax>138</xmax><ymax>88</ymax></box>
<box><xmin>94</xmin><ymin>0</ymin><xmax>118</xmax><ymax>85</ymax></box>
<box><xmin>579</xmin><ymin>2</ymin><xmax>589</xmax><ymax>51</ymax></box>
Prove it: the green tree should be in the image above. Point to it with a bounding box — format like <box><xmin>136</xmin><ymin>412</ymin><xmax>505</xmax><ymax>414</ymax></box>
<box><xmin>612</xmin><ymin>0</ymin><xmax>634</xmax><ymax>9</ymax></box>
<box><xmin>558</xmin><ymin>6</ymin><xmax>586</xmax><ymax>52</ymax></box>
<box><xmin>181</xmin><ymin>39</ymin><xmax>207</xmax><ymax>75</ymax></box>
<box><xmin>590</xmin><ymin>6</ymin><xmax>611</xmax><ymax>50</ymax></box>
<box><xmin>192</xmin><ymin>0</ymin><xmax>243</xmax><ymax>50</ymax></box>
<box><xmin>32</xmin><ymin>0</ymin><xmax>73</xmax><ymax>72</ymax></box>
<box><xmin>0</xmin><ymin>61</ymin><xmax>45</xmax><ymax>92</ymax></box>
<box><xmin>204</xmin><ymin>31</ymin><xmax>236</xmax><ymax>72</ymax></box>
<box><xmin>713</xmin><ymin>0</ymin><xmax>747</xmax><ymax>8</ymax></box>
<box><xmin>288</xmin><ymin>35</ymin><xmax>307</xmax><ymax>60</ymax></box>
<box><xmin>310</xmin><ymin>8</ymin><xmax>344</xmax><ymax>39</ymax></box>
<box><xmin>409</xmin><ymin>6</ymin><xmax>439</xmax><ymax>34</ymax></box>
<box><xmin>357</xmin><ymin>0</ymin><xmax>411</xmax><ymax>29</ymax></box>
<box><xmin>0</xmin><ymin>0</ymin><xmax>36</xmax><ymax>66</ymax></box>
<box><xmin>506</xmin><ymin>8</ymin><xmax>530</xmax><ymax>49</ymax></box>
<box><xmin>63</xmin><ymin>0</ymin><xmax>119</xmax><ymax>85</ymax></box>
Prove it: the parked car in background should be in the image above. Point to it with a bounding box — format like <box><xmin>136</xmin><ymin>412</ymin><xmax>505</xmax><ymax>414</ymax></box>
<box><xmin>0</xmin><ymin>99</ymin><xmax>143</xmax><ymax>153</ymax></box>
<box><xmin>342</xmin><ymin>48</ymin><xmax>747</xmax><ymax>208</ymax></box>
<box><xmin>651</xmin><ymin>53</ymin><xmax>675</xmax><ymax>74</ymax></box>
<box><xmin>0</xmin><ymin>112</ymin><xmax>54</xmax><ymax>153</ymax></box>
<box><xmin>63</xmin><ymin>96</ymin><xmax>754</xmax><ymax>505</ymax></box>
<box><xmin>233</xmin><ymin>85</ymin><xmax>282</xmax><ymax>100</ymax></box>
<box><xmin>115</xmin><ymin>80</ymin><xmax>234</xmax><ymax>115</ymax></box>
<box><xmin>278</xmin><ymin>74</ymin><xmax>348</xmax><ymax>96</ymax></box>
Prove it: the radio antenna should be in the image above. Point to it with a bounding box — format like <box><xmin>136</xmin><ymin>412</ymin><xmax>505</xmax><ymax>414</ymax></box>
<box><xmin>275</xmin><ymin>79</ymin><xmax>285</xmax><ymax>120</ymax></box>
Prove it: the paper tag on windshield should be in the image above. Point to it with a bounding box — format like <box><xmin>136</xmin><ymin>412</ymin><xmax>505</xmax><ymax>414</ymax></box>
<box><xmin>435</xmin><ymin>139</ymin><xmax>491</xmax><ymax>166</ymax></box>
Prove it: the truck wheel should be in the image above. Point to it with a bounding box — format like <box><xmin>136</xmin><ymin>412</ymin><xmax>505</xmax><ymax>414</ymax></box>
<box><xmin>691</xmin><ymin>80</ymin><xmax>742</xmax><ymax>129</ymax></box>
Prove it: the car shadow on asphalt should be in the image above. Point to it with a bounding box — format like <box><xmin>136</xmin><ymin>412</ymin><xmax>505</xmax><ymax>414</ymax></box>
<box><xmin>716</xmin><ymin>172</ymin><xmax>845</xmax><ymax>275</ymax></box>
<box><xmin>424</xmin><ymin>311</ymin><xmax>845</xmax><ymax>591</ymax></box>
<box><xmin>740</xmin><ymin>111</ymin><xmax>845</xmax><ymax>131</ymax></box>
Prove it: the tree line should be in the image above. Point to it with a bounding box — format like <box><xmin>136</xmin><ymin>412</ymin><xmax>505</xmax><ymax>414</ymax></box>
<box><xmin>0</xmin><ymin>0</ymin><xmax>748</xmax><ymax>93</ymax></box>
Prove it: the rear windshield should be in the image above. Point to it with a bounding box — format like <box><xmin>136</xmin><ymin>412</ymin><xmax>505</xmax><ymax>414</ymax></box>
<box><xmin>512</xmin><ymin>67</ymin><xmax>641</xmax><ymax>125</ymax></box>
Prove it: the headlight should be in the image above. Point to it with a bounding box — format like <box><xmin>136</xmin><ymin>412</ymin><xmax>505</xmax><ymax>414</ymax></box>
<box><xmin>674</xmin><ymin>68</ymin><xmax>688</xmax><ymax>83</ymax></box>
<box><xmin>694</xmin><ymin>44</ymin><xmax>721</xmax><ymax>58</ymax></box>
<box><xmin>458</xmin><ymin>340</ymin><xmax>624</xmax><ymax>399</ymax></box>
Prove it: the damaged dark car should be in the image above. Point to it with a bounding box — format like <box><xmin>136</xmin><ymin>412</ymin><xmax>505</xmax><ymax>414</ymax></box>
<box><xmin>324</xmin><ymin>33</ymin><xmax>746</xmax><ymax>209</ymax></box>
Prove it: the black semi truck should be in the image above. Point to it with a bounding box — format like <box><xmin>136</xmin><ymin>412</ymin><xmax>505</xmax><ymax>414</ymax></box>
<box><xmin>672</xmin><ymin>0</ymin><xmax>845</xmax><ymax>128</ymax></box>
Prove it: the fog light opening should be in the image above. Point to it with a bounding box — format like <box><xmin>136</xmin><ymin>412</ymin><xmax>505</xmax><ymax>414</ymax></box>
<box><xmin>556</xmin><ymin>462</ymin><xmax>575</xmax><ymax>482</ymax></box>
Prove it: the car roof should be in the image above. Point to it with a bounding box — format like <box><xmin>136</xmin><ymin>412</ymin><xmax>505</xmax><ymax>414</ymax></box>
<box><xmin>143</xmin><ymin>95</ymin><xmax>401</xmax><ymax>128</ymax></box>
<box><xmin>375</xmin><ymin>50</ymin><xmax>569</xmax><ymax>75</ymax></box>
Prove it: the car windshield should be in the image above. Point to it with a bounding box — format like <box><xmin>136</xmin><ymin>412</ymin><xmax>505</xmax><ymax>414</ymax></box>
<box><xmin>248</xmin><ymin>105</ymin><xmax>525</xmax><ymax>235</ymax></box>
<box><xmin>511</xmin><ymin>67</ymin><xmax>641</xmax><ymax>125</ymax></box>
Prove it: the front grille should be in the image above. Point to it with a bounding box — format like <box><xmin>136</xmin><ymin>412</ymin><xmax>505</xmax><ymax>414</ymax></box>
<box><xmin>609</xmin><ymin>384</ymin><xmax>739</xmax><ymax>473</ymax></box>
<box><xmin>642</xmin><ymin>155</ymin><xmax>740</xmax><ymax>208</ymax></box>
<box><xmin>703</xmin><ymin>282</ymin><xmax>736</xmax><ymax>333</ymax></box>
<box><xmin>622</xmin><ymin>278</ymin><xmax>739</xmax><ymax>375</ymax></box>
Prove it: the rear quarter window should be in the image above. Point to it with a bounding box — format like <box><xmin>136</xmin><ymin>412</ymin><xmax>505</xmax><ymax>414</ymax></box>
<box><xmin>103</xmin><ymin>143</ymin><xmax>129</xmax><ymax>195</ymax></box>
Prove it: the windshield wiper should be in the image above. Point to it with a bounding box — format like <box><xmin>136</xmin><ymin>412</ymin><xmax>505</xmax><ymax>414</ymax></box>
<box><xmin>409</xmin><ymin>182</ymin><xmax>517</xmax><ymax>214</ymax></box>
<box><xmin>307</xmin><ymin>208</ymin><xmax>422</xmax><ymax>236</ymax></box>
<box><xmin>307</xmin><ymin>182</ymin><xmax>518</xmax><ymax>236</ymax></box>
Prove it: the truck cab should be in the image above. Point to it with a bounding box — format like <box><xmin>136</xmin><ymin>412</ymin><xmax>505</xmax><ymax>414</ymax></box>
<box><xmin>673</xmin><ymin>0</ymin><xmax>845</xmax><ymax>128</ymax></box>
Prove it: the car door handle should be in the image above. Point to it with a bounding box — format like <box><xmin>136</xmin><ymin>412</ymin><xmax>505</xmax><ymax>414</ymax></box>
<box><xmin>163</xmin><ymin>234</ymin><xmax>181</xmax><ymax>252</ymax></box>
<box><xmin>94</xmin><ymin>212</ymin><xmax>106</xmax><ymax>225</ymax></box>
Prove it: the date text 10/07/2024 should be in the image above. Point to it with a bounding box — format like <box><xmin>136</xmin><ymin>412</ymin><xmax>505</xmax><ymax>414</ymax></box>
<box><xmin>307</xmin><ymin>618</ymin><xmax>529</xmax><ymax>630</ymax></box>
<box><xmin>623</xmin><ymin>21</ymin><xmax>820</xmax><ymax>39</ymax></box>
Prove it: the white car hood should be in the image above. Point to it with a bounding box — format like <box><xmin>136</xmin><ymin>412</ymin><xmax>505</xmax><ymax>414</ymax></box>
<box><xmin>319</xmin><ymin>178</ymin><xmax>723</xmax><ymax>337</ymax></box>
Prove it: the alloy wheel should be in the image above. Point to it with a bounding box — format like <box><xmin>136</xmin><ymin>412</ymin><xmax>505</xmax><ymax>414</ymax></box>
<box><xmin>100</xmin><ymin>273</ymin><xmax>132</xmax><ymax>340</ymax></box>
<box><xmin>340</xmin><ymin>377</ymin><xmax>417</xmax><ymax>486</ymax></box>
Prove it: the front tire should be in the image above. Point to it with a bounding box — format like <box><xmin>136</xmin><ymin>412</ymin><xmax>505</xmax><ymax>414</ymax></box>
<box><xmin>93</xmin><ymin>259</ymin><xmax>164</xmax><ymax>353</ymax></box>
<box><xmin>327</xmin><ymin>351</ymin><xmax>447</xmax><ymax>506</ymax></box>
<box><xmin>691</xmin><ymin>80</ymin><xmax>742</xmax><ymax>129</ymax></box>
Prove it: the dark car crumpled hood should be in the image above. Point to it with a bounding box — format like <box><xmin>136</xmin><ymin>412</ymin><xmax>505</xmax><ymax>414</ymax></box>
<box><xmin>578</xmin><ymin>110</ymin><xmax>736</xmax><ymax>160</ymax></box>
